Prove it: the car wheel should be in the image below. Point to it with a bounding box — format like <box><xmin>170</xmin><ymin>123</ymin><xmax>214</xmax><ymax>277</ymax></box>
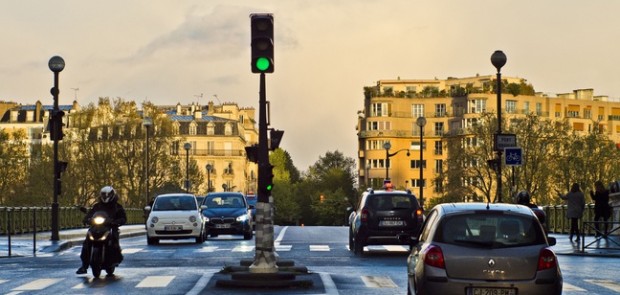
<box><xmin>353</xmin><ymin>235</ymin><xmax>364</xmax><ymax>256</ymax></box>
<box><xmin>147</xmin><ymin>236</ymin><xmax>159</xmax><ymax>245</ymax></box>
<box><xmin>243</xmin><ymin>231</ymin><xmax>253</xmax><ymax>240</ymax></box>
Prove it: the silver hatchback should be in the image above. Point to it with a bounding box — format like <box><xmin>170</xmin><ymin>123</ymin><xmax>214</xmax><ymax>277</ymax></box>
<box><xmin>407</xmin><ymin>203</ymin><xmax>562</xmax><ymax>295</ymax></box>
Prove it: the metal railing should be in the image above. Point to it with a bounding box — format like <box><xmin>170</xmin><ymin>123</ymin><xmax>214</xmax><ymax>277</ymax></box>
<box><xmin>0</xmin><ymin>206</ymin><xmax>144</xmax><ymax>236</ymax></box>
<box><xmin>544</xmin><ymin>203</ymin><xmax>619</xmax><ymax>236</ymax></box>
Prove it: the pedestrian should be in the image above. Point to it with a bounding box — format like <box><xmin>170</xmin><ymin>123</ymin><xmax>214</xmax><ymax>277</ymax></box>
<box><xmin>559</xmin><ymin>183</ymin><xmax>586</xmax><ymax>242</ymax></box>
<box><xmin>590</xmin><ymin>180</ymin><xmax>611</xmax><ymax>238</ymax></box>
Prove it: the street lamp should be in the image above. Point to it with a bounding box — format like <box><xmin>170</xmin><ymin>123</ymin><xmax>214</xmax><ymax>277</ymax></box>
<box><xmin>49</xmin><ymin>55</ymin><xmax>65</xmax><ymax>242</ymax></box>
<box><xmin>416</xmin><ymin>116</ymin><xmax>427</xmax><ymax>208</ymax></box>
<box><xmin>383</xmin><ymin>141</ymin><xmax>410</xmax><ymax>181</ymax></box>
<box><xmin>142</xmin><ymin>117</ymin><xmax>152</xmax><ymax>206</ymax></box>
<box><xmin>184</xmin><ymin>142</ymin><xmax>191</xmax><ymax>193</ymax></box>
<box><xmin>206</xmin><ymin>163</ymin><xmax>213</xmax><ymax>193</ymax></box>
<box><xmin>491</xmin><ymin>50</ymin><xmax>507</xmax><ymax>203</ymax></box>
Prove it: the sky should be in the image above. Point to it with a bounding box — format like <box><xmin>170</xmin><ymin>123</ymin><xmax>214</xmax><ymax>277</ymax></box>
<box><xmin>2</xmin><ymin>1</ymin><xmax>620</xmax><ymax>171</ymax></box>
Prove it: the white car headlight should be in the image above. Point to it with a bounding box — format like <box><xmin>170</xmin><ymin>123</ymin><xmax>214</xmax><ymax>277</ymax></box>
<box><xmin>236</xmin><ymin>214</ymin><xmax>248</xmax><ymax>222</ymax></box>
<box><xmin>203</xmin><ymin>216</ymin><xmax>210</xmax><ymax>222</ymax></box>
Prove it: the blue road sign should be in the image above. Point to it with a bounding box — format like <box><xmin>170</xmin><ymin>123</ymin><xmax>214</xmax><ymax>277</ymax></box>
<box><xmin>505</xmin><ymin>147</ymin><xmax>522</xmax><ymax>166</ymax></box>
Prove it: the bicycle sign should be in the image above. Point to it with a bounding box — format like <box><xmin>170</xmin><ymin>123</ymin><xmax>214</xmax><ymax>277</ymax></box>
<box><xmin>505</xmin><ymin>147</ymin><xmax>522</xmax><ymax>166</ymax></box>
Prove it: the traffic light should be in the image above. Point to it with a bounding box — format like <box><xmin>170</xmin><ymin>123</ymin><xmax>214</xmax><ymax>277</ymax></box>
<box><xmin>245</xmin><ymin>144</ymin><xmax>259</xmax><ymax>163</ymax></box>
<box><xmin>251</xmin><ymin>13</ymin><xmax>274</xmax><ymax>73</ymax></box>
<box><xmin>269</xmin><ymin>129</ymin><xmax>284</xmax><ymax>150</ymax></box>
<box><xmin>49</xmin><ymin>110</ymin><xmax>65</xmax><ymax>141</ymax></box>
<box><xmin>260</xmin><ymin>164</ymin><xmax>274</xmax><ymax>195</ymax></box>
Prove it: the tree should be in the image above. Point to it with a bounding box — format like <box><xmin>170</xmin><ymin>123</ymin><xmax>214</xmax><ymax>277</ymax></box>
<box><xmin>0</xmin><ymin>128</ymin><xmax>29</xmax><ymax>205</ymax></box>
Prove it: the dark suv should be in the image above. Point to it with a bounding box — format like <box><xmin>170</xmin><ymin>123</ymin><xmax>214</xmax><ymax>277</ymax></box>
<box><xmin>348</xmin><ymin>186</ymin><xmax>424</xmax><ymax>255</ymax></box>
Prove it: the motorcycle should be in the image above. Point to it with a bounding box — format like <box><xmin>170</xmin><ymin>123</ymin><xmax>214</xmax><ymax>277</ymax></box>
<box><xmin>80</xmin><ymin>207</ymin><xmax>123</xmax><ymax>278</ymax></box>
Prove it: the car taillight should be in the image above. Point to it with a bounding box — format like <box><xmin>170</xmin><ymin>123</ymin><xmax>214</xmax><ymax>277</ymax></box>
<box><xmin>361</xmin><ymin>208</ymin><xmax>368</xmax><ymax>222</ymax></box>
<box><xmin>423</xmin><ymin>245</ymin><xmax>445</xmax><ymax>269</ymax></box>
<box><xmin>413</xmin><ymin>208</ymin><xmax>424</xmax><ymax>220</ymax></box>
<box><xmin>537</xmin><ymin>248</ymin><xmax>557</xmax><ymax>270</ymax></box>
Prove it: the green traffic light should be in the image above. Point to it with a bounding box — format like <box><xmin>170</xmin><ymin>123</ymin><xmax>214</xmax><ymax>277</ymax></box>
<box><xmin>266</xmin><ymin>184</ymin><xmax>273</xmax><ymax>191</ymax></box>
<box><xmin>256</xmin><ymin>57</ymin><xmax>271</xmax><ymax>71</ymax></box>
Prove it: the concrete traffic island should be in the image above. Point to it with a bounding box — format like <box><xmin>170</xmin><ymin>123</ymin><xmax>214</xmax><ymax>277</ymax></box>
<box><xmin>213</xmin><ymin>259</ymin><xmax>315</xmax><ymax>289</ymax></box>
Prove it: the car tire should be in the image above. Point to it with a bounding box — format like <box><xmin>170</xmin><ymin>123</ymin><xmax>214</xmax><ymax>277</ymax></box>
<box><xmin>243</xmin><ymin>231</ymin><xmax>253</xmax><ymax>240</ymax></box>
<box><xmin>147</xmin><ymin>236</ymin><xmax>159</xmax><ymax>245</ymax></box>
<box><xmin>348</xmin><ymin>229</ymin><xmax>354</xmax><ymax>252</ymax></box>
<box><xmin>353</xmin><ymin>235</ymin><xmax>364</xmax><ymax>256</ymax></box>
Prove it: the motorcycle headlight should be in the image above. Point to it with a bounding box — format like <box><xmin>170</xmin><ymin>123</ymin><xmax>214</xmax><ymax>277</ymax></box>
<box><xmin>236</xmin><ymin>214</ymin><xmax>248</xmax><ymax>222</ymax></box>
<box><xmin>189</xmin><ymin>215</ymin><xmax>197</xmax><ymax>223</ymax></box>
<box><xmin>93</xmin><ymin>216</ymin><xmax>106</xmax><ymax>225</ymax></box>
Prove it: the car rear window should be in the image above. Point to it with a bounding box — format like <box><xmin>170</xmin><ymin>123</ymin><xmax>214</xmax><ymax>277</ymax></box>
<box><xmin>205</xmin><ymin>195</ymin><xmax>246</xmax><ymax>208</ymax></box>
<box><xmin>153</xmin><ymin>196</ymin><xmax>197</xmax><ymax>211</ymax></box>
<box><xmin>437</xmin><ymin>213</ymin><xmax>545</xmax><ymax>248</ymax></box>
<box><xmin>366</xmin><ymin>194</ymin><xmax>418</xmax><ymax>210</ymax></box>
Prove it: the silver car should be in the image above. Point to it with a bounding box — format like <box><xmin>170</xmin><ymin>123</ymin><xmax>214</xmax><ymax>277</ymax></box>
<box><xmin>407</xmin><ymin>203</ymin><xmax>562</xmax><ymax>295</ymax></box>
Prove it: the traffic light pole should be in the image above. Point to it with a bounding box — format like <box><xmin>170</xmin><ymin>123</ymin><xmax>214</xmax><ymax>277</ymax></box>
<box><xmin>51</xmin><ymin>70</ymin><xmax>61</xmax><ymax>242</ymax></box>
<box><xmin>250</xmin><ymin>72</ymin><xmax>277</xmax><ymax>273</ymax></box>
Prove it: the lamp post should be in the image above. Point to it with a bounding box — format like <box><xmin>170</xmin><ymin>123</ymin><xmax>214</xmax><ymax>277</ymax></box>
<box><xmin>382</xmin><ymin>141</ymin><xmax>410</xmax><ymax>181</ymax></box>
<box><xmin>416</xmin><ymin>116</ymin><xmax>427</xmax><ymax>208</ymax></box>
<box><xmin>184</xmin><ymin>142</ymin><xmax>191</xmax><ymax>193</ymax></box>
<box><xmin>49</xmin><ymin>56</ymin><xmax>65</xmax><ymax>242</ymax></box>
<box><xmin>143</xmin><ymin>117</ymin><xmax>152</xmax><ymax>206</ymax></box>
<box><xmin>206</xmin><ymin>164</ymin><xmax>212</xmax><ymax>193</ymax></box>
<box><xmin>491</xmin><ymin>50</ymin><xmax>507</xmax><ymax>203</ymax></box>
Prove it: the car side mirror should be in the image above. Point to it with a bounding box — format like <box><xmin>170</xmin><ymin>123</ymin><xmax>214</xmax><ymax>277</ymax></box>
<box><xmin>77</xmin><ymin>206</ymin><xmax>87</xmax><ymax>213</ymax></box>
<box><xmin>346</xmin><ymin>206</ymin><xmax>354</xmax><ymax>213</ymax></box>
<box><xmin>547</xmin><ymin>236</ymin><xmax>556</xmax><ymax>246</ymax></box>
<box><xmin>200</xmin><ymin>205</ymin><xmax>207</xmax><ymax>210</ymax></box>
<box><xmin>249</xmin><ymin>205</ymin><xmax>255</xmax><ymax>209</ymax></box>
<box><xmin>144</xmin><ymin>206</ymin><xmax>152</xmax><ymax>211</ymax></box>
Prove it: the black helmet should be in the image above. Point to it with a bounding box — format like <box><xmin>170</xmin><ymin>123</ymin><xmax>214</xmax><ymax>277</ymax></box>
<box><xmin>100</xmin><ymin>186</ymin><xmax>117</xmax><ymax>204</ymax></box>
<box><xmin>514</xmin><ymin>190</ymin><xmax>530</xmax><ymax>205</ymax></box>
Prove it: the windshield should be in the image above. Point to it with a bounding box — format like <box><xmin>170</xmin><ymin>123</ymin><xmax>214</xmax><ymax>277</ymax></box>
<box><xmin>437</xmin><ymin>213</ymin><xmax>545</xmax><ymax>248</ymax></box>
<box><xmin>153</xmin><ymin>196</ymin><xmax>197</xmax><ymax>211</ymax></box>
<box><xmin>204</xmin><ymin>194</ymin><xmax>246</xmax><ymax>208</ymax></box>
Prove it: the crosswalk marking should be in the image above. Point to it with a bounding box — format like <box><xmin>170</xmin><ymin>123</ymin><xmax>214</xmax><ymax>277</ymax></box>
<box><xmin>361</xmin><ymin>276</ymin><xmax>398</xmax><ymax>288</ymax></box>
<box><xmin>136</xmin><ymin>275</ymin><xmax>175</xmax><ymax>288</ymax></box>
<box><xmin>232</xmin><ymin>245</ymin><xmax>254</xmax><ymax>252</ymax></box>
<box><xmin>122</xmin><ymin>248</ymin><xmax>142</xmax><ymax>254</ymax></box>
<box><xmin>585</xmin><ymin>279</ymin><xmax>620</xmax><ymax>292</ymax></box>
<box><xmin>310</xmin><ymin>245</ymin><xmax>330</xmax><ymax>251</ymax></box>
<box><xmin>197</xmin><ymin>246</ymin><xmax>219</xmax><ymax>252</ymax></box>
<box><xmin>12</xmin><ymin>278</ymin><xmax>62</xmax><ymax>291</ymax></box>
<box><xmin>276</xmin><ymin>245</ymin><xmax>292</xmax><ymax>251</ymax></box>
<box><xmin>563</xmin><ymin>282</ymin><xmax>586</xmax><ymax>292</ymax></box>
<box><xmin>0</xmin><ymin>279</ymin><xmax>7</xmax><ymax>284</ymax></box>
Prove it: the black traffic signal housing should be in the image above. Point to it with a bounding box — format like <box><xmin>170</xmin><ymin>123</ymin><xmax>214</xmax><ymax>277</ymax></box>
<box><xmin>251</xmin><ymin>13</ymin><xmax>274</xmax><ymax>73</ymax></box>
<box><xmin>245</xmin><ymin>144</ymin><xmax>259</xmax><ymax>163</ymax></box>
<box><xmin>269</xmin><ymin>129</ymin><xmax>284</xmax><ymax>151</ymax></box>
<box><xmin>260</xmin><ymin>164</ymin><xmax>274</xmax><ymax>196</ymax></box>
<box><xmin>49</xmin><ymin>110</ymin><xmax>65</xmax><ymax>141</ymax></box>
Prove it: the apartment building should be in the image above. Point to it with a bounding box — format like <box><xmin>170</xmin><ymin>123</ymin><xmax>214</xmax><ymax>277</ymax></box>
<box><xmin>357</xmin><ymin>75</ymin><xmax>620</xmax><ymax>203</ymax></box>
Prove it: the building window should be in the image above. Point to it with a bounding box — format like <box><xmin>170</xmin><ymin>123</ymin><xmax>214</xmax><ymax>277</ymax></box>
<box><xmin>434</xmin><ymin>141</ymin><xmax>443</xmax><ymax>155</ymax></box>
<box><xmin>523</xmin><ymin>101</ymin><xmax>530</xmax><ymax>114</ymax></box>
<box><xmin>411</xmin><ymin>179</ymin><xmax>425</xmax><ymax>188</ymax></box>
<box><xmin>412</xmin><ymin>104</ymin><xmax>424</xmax><ymax>118</ymax></box>
<box><xmin>506</xmin><ymin>100</ymin><xmax>517</xmax><ymax>114</ymax></box>
<box><xmin>584</xmin><ymin>109</ymin><xmax>592</xmax><ymax>119</ymax></box>
<box><xmin>433</xmin><ymin>179</ymin><xmax>443</xmax><ymax>193</ymax></box>
<box><xmin>410</xmin><ymin>160</ymin><xmax>426</xmax><ymax>169</ymax></box>
<box><xmin>435</xmin><ymin>159</ymin><xmax>443</xmax><ymax>174</ymax></box>
<box><xmin>171</xmin><ymin>141</ymin><xmax>180</xmax><ymax>155</ymax></box>
<box><xmin>472</xmin><ymin>99</ymin><xmax>486</xmax><ymax>113</ymax></box>
<box><xmin>367</xmin><ymin>121</ymin><xmax>391</xmax><ymax>131</ymax></box>
<box><xmin>189</xmin><ymin>122</ymin><xmax>197</xmax><ymax>135</ymax></box>
<box><xmin>207</xmin><ymin>122</ymin><xmax>215</xmax><ymax>135</ymax></box>
<box><xmin>435</xmin><ymin>104</ymin><xmax>446</xmax><ymax>117</ymax></box>
<box><xmin>371</xmin><ymin>103</ymin><xmax>389</xmax><ymax>117</ymax></box>
<box><xmin>434</xmin><ymin>122</ymin><xmax>444</xmax><ymax>136</ymax></box>
<box><xmin>536</xmin><ymin>103</ymin><xmax>543</xmax><ymax>115</ymax></box>
<box><xmin>207</xmin><ymin>141</ymin><xmax>215</xmax><ymax>155</ymax></box>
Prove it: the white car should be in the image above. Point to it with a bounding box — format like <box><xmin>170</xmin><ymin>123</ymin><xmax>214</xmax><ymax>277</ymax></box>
<box><xmin>145</xmin><ymin>193</ymin><xmax>206</xmax><ymax>245</ymax></box>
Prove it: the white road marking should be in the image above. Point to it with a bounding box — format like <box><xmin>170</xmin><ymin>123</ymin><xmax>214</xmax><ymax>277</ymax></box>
<box><xmin>562</xmin><ymin>282</ymin><xmax>586</xmax><ymax>291</ymax></box>
<box><xmin>276</xmin><ymin>245</ymin><xmax>292</xmax><ymax>251</ymax></box>
<box><xmin>361</xmin><ymin>276</ymin><xmax>398</xmax><ymax>288</ymax></box>
<box><xmin>585</xmin><ymin>279</ymin><xmax>620</xmax><ymax>292</ymax></box>
<box><xmin>310</xmin><ymin>245</ymin><xmax>330</xmax><ymax>251</ymax></box>
<box><xmin>196</xmin><ymin>246</ymin><xmax>218</xmax><ymax>252</ymax></box>
<box><xmin>12</xmin><ymin>278</ymin><xmax>62</xmax><ymax>291</ymax></box>
<box><xmin>275</xmin><ymin>226</ymin><xmax>288</xmax><ymax>246</ymax></box>
<box><xmin>232</xmin><ymin>245</ymin><xmax>255</xmax><ymax>252</ymax></box>
<box><xmin>136</xmin><ymin>275</ymin><xmax>175</xmax><ymax>288</ymax></box>
<box><xmin>382</xmin><ymin>245</ymin><xmax>409</xmax><ymax>252</ymax></box>
<box><xmin>0</xmin><ymin>279</ymin><xmax>8</xmax><ymax>284</ymax></box>
<box><xmin>318</xmin><ymin>272</ymin><xmax>340</xmax><ymax>295</ymax></box>
<box><xmin>122</xmin><ymin>248</ymin><xmax>142</xmax><ymax>254</ymax></box>
<box><xmin>186</xmin><ymin>272</ymin><xmax>215</xmax><ymax>295</ymax></box>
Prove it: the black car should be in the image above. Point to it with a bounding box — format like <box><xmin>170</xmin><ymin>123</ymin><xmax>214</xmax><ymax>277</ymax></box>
<box><xmin>348</xmin><ymin>184</ymin><xmax>424</xmax><ymax>255</ymax></box>
<box><xmin>201</xmin><ymin>192</ymin><xmax>253</xmax><ymax>240</ymax></box>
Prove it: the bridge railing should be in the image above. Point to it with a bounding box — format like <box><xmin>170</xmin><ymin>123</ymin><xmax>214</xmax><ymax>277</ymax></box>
<box><xmin>0</xmin><ymin>207</ymin><xmax>144</xmax><ymax>235</ymax></box>
<box><xmin>544</xmin><ymin>203</ymin><xmax>619</xmax><ymax>236</ymax></box>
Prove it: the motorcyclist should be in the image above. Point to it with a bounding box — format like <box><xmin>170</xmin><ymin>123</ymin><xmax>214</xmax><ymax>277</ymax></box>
<box><xmin>76</xmin><ymin>186</ymin><xmax>127</xmax><ymax>274</ymax></box>
<box><xmin>514</xmin><ymin>190</ymin><xmax>546</xmax><ymax>226</ymax></box>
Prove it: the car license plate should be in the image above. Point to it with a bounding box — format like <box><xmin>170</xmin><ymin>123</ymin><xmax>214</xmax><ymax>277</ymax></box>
<box><xmin>470</xmin><ymin>288</ymin><xmax>516</xmax><ymax>295</ymax></box>
<box><xmin>164</xmin><ymin>225</ymin><xmax>183</xmax><ymax>231</ymax></box>
<box><xmin>215</xmin><ymin>224</ymin><xmax>231</xmax><ymax>229</ymax></box>
<box><xmin>379</xmin><ymin>220</ymin><xmax>404</xmax><ymax>226</ymax></box>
